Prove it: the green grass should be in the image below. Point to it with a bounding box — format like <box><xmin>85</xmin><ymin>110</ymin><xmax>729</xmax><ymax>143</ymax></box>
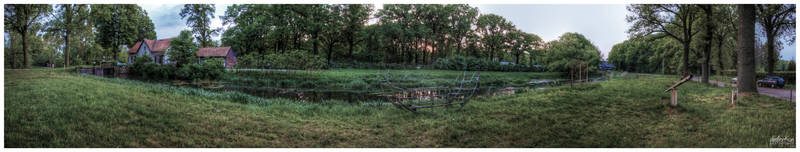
<box><xmin>5</xmin><ymin>69</ymin><xmax>795</xmax><ymax>147</ymax></box>
<box><xmin>225</xmin><ymin>69</ymin><xmax>562</xmax><ymax>89</ymax></box>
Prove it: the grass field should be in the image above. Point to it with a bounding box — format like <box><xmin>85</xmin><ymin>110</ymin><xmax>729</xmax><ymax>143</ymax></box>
<box><xmin>4</xmin><ymin>69</ymin><xmax>795</xmax><ymax>147</ymax></box>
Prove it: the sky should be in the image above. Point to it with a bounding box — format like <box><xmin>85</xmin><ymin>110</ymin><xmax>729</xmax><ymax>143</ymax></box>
<box><xmin>139</xmin><ymin>4</ymin><xmax>796</xmax><ymax>60</ymax></box>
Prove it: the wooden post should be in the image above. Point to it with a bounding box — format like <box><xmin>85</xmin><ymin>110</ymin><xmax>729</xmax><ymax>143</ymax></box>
<box><xmin>730</xmin><ymin>88</ymin><xmax>738</xmax><ymax>105</ymax></box>
<box><xmin>670</xmin><ymin>89</ymin><xmax>678</xmax><ymax>107</ymax></box>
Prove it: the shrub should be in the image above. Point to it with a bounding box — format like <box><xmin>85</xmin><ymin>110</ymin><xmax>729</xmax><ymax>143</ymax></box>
<box><xmin>433</xmin><ymin>55</ymin><xmax>543</xmax><ymax>72</ymax></box>
<box><xmin>129</xmin><ymin>54</ymin><xmax>225</xmax><ymax>80</ymax></box>
<box><xmin>264</xmin><ymin>50</ymin><xmax>327</xmax><ymax>69</ymax></box>
<box><xmin>332</xmin><ymin>61</ymin><xmax>430</xmax><ymax>69</ymax></box>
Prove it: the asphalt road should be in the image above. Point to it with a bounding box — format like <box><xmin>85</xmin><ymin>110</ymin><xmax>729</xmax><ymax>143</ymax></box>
<box><xmin>691</xmin><ymin>77</ymin><xmax>795</xmax><ymax>102</ymax></box>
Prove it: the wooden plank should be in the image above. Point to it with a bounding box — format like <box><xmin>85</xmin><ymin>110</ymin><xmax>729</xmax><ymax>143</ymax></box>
<box><xmin>664</xmin><ymin>75</ymin><xmax>693</xmax><ymax>92</ymax></box>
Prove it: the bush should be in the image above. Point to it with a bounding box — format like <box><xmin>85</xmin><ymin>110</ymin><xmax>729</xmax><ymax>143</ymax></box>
<box><xmin>433</xmin><ymin>55</ymin><xmax>544</xmax><ymax>72</ymax></box>
<box><xmin>129</xmin><ymin>54</ymin><xmax>225</xmax><ymax>80</ymax></box>
<box><xmin>177</xmin><ymin>58</ymin><xmax>226</xmax><ymax>80</ymax></box>
<box><xmin>264</xmin><ymin>50</ymin><xmax>327</xmax><ymax>69</ymax></box>
<box><xmin>332</xmin><ymin>61</ymin><xmax>430</xmax><ymax>69</ymax></box>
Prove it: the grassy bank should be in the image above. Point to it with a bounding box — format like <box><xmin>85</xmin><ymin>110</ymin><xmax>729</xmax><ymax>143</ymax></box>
<box><xmin>5</xmin><ymin>69</ymin><xmax>794</xmax><ymax>147</ymax></box>
<box><xmin>225</xmin><ymin>69</ymin><xmax>562</xmax><ymax>89</ymax></box>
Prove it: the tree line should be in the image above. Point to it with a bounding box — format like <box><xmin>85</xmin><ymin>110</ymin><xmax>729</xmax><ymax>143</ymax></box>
<box><xmin>6</xmin><ymin>4</ymin><xmax>605</xmax><ymax>74</ymax></box>
<box><xmin>5</xmin><ymin>4</ymin><xmax>156</xmax><ymax>69</ymax></box>
<box><xmin>613</xmin><ymin>4</ymin><xmax>795</xmax><ymax>84</ymax></box>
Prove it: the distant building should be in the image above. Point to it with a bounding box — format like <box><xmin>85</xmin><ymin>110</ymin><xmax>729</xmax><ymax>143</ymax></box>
<box><xmin>196</xmin><ymin>46</ymin><xmax>237</xmax><ymax>69</ymax></box>
<box><xmin>127</xmin><ymin>38</ymin><xmax>173</xmax><ymax>65</ymax></box>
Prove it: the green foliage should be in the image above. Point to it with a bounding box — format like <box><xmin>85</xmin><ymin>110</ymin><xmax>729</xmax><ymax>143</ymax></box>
<box><xmin>433</xmin><ymin>55</ymin><xmax>490</xmax><ymax>71</ymax></box>
<box><xmin>129</xmin><ymin>53</ymin><xmax>225</xmax><ymax>80</ymax></box>
<box><xmin>4</xmin><ymin>4</ymin><xmax>52</xmax><ymax>69</ymax></box>
<box><xmin>476</xmin><ymin>13</ymin><xmax>516</xmax><ymax>61</ymax></box>
<box><xmin>168</xmin><ymin>30</ymin><xmax>199</xmax><ymax>67</ymax></box>
<box><xmin>129</xmin><ymin>54</ymin><xmax>160</xmax><ymax>79</ymax></box>
<box><xmin>90</xmin><ymin>4</ymin><xmax>156</xmax><ymax>59</ymax></box>
<box><xmin>544</xmin><ymin>33</ymin><xmax>602</xmax><ymax>73</ymax></box>
<box><xmin>608</xmin><ymin>37</ymin><xmax>661</xmax><ymax>73</ymax></box>
<box><xmin>180</xmin><ymin>4</ymin><xmax>219</xmax><ymax>47</ymax></box>
<box><xmin>264</xmin><ymin>50</ymin><xmax>327</xmax><ymax>69</ymax></box>
<box><xmin>178</xmin><ymin>58</ymin><xmax>225</xmax><ymax>80</ymax></box>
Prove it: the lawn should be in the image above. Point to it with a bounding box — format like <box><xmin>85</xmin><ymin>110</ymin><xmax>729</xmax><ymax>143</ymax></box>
<box><xmin>4</xmin><ymin>68</ymin><xmax>795</xmax><ymax>147</ymax></box>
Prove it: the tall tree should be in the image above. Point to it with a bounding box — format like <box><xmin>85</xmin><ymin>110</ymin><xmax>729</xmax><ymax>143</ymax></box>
<box><xmin>168</xmin><ymin>30</ymin><xmax>198</xmax><ymax>67</ymax></box>
<box><xmin>341</xmin><ymin>4</ymin><xmax>372</xmax><ymax>60</ymax></box>
<box><xmin>91</xmin><ymin>4</ymin><xmax>156</xmax><ymax>61</ymax></box>
<box><xmin>180</xmin><ymin>4</ymin><xmax>219</xmax><ymax>48</ymax></box>
<box><xmin>47</xmin><ymin>4</ymin><xmax>89</xmax><ymax>67</ymax></box>
<box><xmin>698</xmin><ymin>5</ymin><xmax>715</xmax><ymax>84</ymax></box>
<box><xmin>738</xmin><ymin>4</ymin><xmax>758</xmax><ymax>93</ymax></box>
<box><xmin>756</xmin><ymin>4</ymin><xmax>796</xmax><ymax>75</ymax></box>
<box><xmin>445</xmin><ymin>4</ymin><xmax>478</xmax><ymax>56</ymax></box>
<box><xmin>712</xmin><ymin>5</ymin><xmax>737</xmax><ymax>74</ymax></box>
<box><xmin>476</xmin><ymin>13</ymin><xmax>515</xmax><ymax>61</ymax></box>
<box><xmin>628</xmin><ymin>4</ymin><xmax>701</xmax><ymax>76</ymax></box>
<box><xmin>544</xmin><ymin>32</ymin><xmax>602</xmax><ymax>73</ymax></box>
<box><xmin>4</xmin><ymin>4</ymin><xmax>51</xmax><ymax>69</ymax></box>
<box><xmin>321</xmin><ymin>5</ymin><xmax>345</xmax><ymax>65</ymax></box>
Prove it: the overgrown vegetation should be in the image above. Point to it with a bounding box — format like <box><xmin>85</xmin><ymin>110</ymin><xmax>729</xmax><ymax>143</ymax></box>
<box><xmin>433</xmin><ymin>55</ymin><xmax>545</xmax><ymax>72</ymax></box>
<box><xmin>226</xmin><ymin>69</ymin><xmax>561</xmax><ymax>89</ymax></box>
<box><xmin>129</xmin><ymin>55</ymin><xmax>225</xmax><ymax>80</ymax></box>
<box><xmin>5</xmin><ymin>69</ymin><xmax>794</xmax><ymax>147</ymax></box>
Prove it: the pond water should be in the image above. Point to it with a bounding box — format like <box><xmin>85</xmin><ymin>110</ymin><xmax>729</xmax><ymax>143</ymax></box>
<box><xmin>77</xmin><ymin>69</ymin><xmax>606</xmax><ymax>102</ymax></box>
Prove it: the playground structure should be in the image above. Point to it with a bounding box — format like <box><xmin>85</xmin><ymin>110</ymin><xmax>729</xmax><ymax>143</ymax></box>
<box><xmin>377</xmin><ymin>70</ymin><xmax>481</xmax><ymax>113</ymax></box>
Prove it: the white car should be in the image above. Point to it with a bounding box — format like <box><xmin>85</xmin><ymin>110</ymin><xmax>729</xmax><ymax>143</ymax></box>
<box><xmin>731</xmin><ymin>77</ymin><xmax>737</xmax><ymax>84</ymax></box>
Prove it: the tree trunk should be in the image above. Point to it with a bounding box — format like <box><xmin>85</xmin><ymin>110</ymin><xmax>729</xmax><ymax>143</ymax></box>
<box><xmin>766</xmin><ymin>32</ymin><xmax>776</xmax><ymax>75</ymax></box>
<box><xmin>65</xmin><ymin>5</ymin><xmax>72</xmax><ymax>67</ymax></box>
<box><xmin>23</xmin><ymin>29</ymin><xmax>30</xmax><ymax>69</ymax></box>
<box><xmin>682</xmin><ymin>41</ymin><xmax>690</xmax><ymax>76</ymax></box>
<box><xmin>701</xmin><ymin>5</ymin><xmax>713</xmax><ymax>84</ymax></box>
<box><xmin>9</xmin><ymin>30</ymin><xmax>15</xmax><ymax>69</ymax></box>
<box><xmin>348</xmin><ymin>40</ymin><xmax>355</xmax><ymax>60</ymax></box>
<box><xmin>717</xmin><ymin>36</ymin><xmax>725</xmax><ymax>74</ymax></box>
<box><xmin>456</xmin><ymin>38</ymin><xmax>462</xmax><ymax>56</ymax></box>
<box><xmin>737</xmin><ymin>4</ymin><xmax>758</xmax><ymax>93</ymax></box>
<box><xmin>327</xmin><ymin>41</ymin><xmax>335</xmax><ymax>66</ymax></box>
<box><xmin>312</xmin><ymin>34</ymin><xmax>319</xmax><ymax>55</ymax></box>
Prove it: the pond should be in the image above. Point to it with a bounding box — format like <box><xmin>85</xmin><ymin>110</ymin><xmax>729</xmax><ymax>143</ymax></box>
<box><xmin>77</xmin><ymin>69</ymin><xmax>606</xmax><ymax>102</ymax></box>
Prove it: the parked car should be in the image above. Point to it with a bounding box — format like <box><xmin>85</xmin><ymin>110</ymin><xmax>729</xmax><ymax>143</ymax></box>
<box><xmin>731</xmin><ymin>77</ymin><xmax>737</xmax><ymax>84</ymax></box>
<box><xmin>757</xmin><ymin>76</ymin><xmax>785</xmax><ymax>88</ymax></box>
<box><xmin>599</xmin><ymin>61</ymin><xmax>615</xmax><ymax>70</ymax></box>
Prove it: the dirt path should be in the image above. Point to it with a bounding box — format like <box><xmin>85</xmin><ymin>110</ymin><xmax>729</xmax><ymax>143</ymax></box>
<box><xmin>691</xmin><ymin>77</ymin><xmax>795</xmax><ymax>102</ymax></box>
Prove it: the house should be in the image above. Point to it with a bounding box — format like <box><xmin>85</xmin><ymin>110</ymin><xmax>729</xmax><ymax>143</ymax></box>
<box><xmin>127</xmin><ymin>38</ymin><xmax>173</xmax><ymax>65</ymax></box>
<box><xmin>196</xmin><ymin>46</ymin><xmax>237</xmax><ymax>69</ymax></box>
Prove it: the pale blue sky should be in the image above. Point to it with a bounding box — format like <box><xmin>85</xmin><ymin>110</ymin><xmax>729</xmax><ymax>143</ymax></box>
<box><xmin>140</xmin><ymin>4</ymin><xmax>796</xmax><ymax>60</ymax></box>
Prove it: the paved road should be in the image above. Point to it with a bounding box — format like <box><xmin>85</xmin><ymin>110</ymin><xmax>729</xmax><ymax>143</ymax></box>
<box><xmin>691</xmin><ymin>77</ymin><xmax>795</xmax><ymax>102</ymax></box>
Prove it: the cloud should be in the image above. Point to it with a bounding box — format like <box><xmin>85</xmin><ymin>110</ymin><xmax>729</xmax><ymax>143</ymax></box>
<box><xmin>140</xmin><ymin>4</ymin><xmax>228</xmax><ymax>41</ymax></box>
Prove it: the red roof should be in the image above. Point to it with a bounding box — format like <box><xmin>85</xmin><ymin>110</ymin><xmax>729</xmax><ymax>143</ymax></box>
<box><xmin>127</xmin><ymin>38</ymin><xmax>173</xmax><ymax>54</ymax></box>
<box><xmin>126</xmin><ymin>42</ymin><xmax>143</xmax><ymax>53</ymax></box>
<box><xmin>197</xmin><ymin>46</ymin><xmax>232</xmax><ymax>57</ymax></box>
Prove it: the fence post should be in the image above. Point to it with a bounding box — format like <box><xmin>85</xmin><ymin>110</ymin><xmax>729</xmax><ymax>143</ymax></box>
<box><xmin>670</xmin><ymin>89</ymin><xmax>678</xmax><ymax>107</ymax></box>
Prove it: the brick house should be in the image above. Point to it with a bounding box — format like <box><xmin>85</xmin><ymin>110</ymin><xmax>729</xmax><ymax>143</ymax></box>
<box><xmin>196</xmin><ymin>46</ymin><xmax>237</xmax><ymax>69</ymax></box>
<box><xmin>127</xmin><ymin>38</ymin><xmax>173</xmax><ymax>65</ymax></box>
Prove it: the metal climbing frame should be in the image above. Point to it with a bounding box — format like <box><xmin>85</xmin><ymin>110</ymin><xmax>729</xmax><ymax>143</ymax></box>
<box><xmin>377</xmin><ymin>70</ymin><xmax>481</xmax><ymax>112</ymax></box>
